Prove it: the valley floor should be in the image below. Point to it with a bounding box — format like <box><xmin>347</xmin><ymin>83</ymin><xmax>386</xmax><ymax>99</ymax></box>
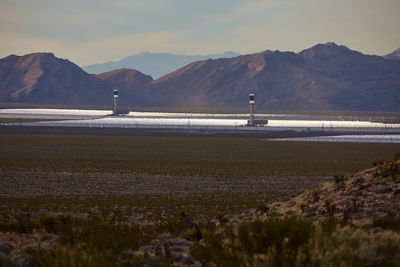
<box><xmin>0</xmin><ymin>133</ymin><xmax>399</xmax><ymax>266</ymax></box>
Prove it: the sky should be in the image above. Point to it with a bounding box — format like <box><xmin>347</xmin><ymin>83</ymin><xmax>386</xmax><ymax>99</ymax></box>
<box><xmin>1</xmin><ymin>0</ymin><xmax>399</xmax><ymax>66</ymax></box>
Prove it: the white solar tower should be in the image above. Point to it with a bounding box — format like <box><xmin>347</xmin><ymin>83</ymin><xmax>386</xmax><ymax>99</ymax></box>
<box><xmin>113</xmin><ymin>89</ymin><xmax>119</xmax><ymax>115</ymax></box>
<box><xmin>249</xmin><ymin>93</ymin><xmax>255</xmax><ymax>126</ymax></box>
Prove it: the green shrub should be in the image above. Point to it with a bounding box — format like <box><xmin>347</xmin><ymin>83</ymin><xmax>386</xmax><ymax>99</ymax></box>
<box><xmin>257</xmin><ymin>204</ymin><xmax>269</xmax><ymax>214</ymax></box>
<box><xmin>303</xmin><ymin>225</ymin><xmax>400</xmax><ymax>266</ymax></box>
<box><xmin>372</xmin><ymin>159</ymin><xmax>385</xmax><ymax>167</ymax></box>
<box><xmin>190</xmin><ymin>216</ymin><xmax>313</xmax><ymax>266</ymax></box>
<box><xmin>38</xmin><ymin>214</ymin><xmax>58</xmax><ymax>233</ymax></box>
<box><xmin>190</xmin><ymin>229</ymin><xmax>243</xmax><ymax>266</ymax></box>
<box><xmin>372</xmin><ymin>156</ymin><xmax>400</xmax><ymax>179</ymax></box>
<box><xmin>333</xmin><ymin>175</ymin><xmax>345</xmax><ymax>191</ymax></box>
<box><xmin>0</xmin><ymin>252</ymin><xmax>14</xmax><ymax>267</ymax></box>
<box><xmin>156</xmin><ymin>217</ymin><xmax>186</xmax><ymax>237</ymax></box>
<box><xmin>70</xmin><ymin>217</ymin><xmax>147</xmax><ymax>253</ymax></box>
<box><xmin>320</xmin><ymin>217</ymin><xmax>348</xmax><ymax>235</ymax></box>
<box><xmin>0</xmin><ymin>218</ymin><xmax>19</xmax><ymax>233</ymax></box>
<box><xmin>0</xmin><ymin>214</ymin><xmax>34</xmax><ymax>234</ymax></box>
<box><xmin>182</xmin><ymin>228</ymin><xmax>199</xmax><ymax>242</ymax></box>
<box><xmin>29</xmin><ymin>246</ymin><xmax>115</xmax><ymax>267</ymax></box>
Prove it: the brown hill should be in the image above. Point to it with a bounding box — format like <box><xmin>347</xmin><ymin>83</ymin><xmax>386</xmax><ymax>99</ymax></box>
<box><xmin>1</xmin><ymin>43</ymin><xmax>400</xmax><ymax>110</ymax></box>
<box><xmin>144</xmin><ymin>42</ymin><xmax>400</xmax><ymax>110</ymax></box>
<box><xmin>93</xmin><ymin>68</ymin><xmax>153</xmax><ymax>106</ymax></box>
<box><xmin>0</xmin><ymin>53</ymin><xmax>150</xmax><ymax>106</ymax></box>
<box><xmin>94</xmin><ymin>68</ymin><xmax>153</xmax><ymax>88</ymax></box>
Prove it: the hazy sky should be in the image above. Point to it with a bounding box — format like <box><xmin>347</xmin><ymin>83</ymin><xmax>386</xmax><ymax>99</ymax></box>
<box><xmin>1</xmin><ymin>0</ymin><xmax>399</xmax><ymax>65</ymax></box>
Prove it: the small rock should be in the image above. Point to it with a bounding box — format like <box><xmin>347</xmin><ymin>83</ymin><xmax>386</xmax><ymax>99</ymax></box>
<box><xmin>375</xmin><ymin>186</ymin><xmax>393</xmax><ymax>194</ymax></box>
<box><xmin>359</xmin><ymin>183</ymin><xmax>371</xmax><ymax>190</ymax></box>
<box><xmin>336</xmin><ymin>198</ymin><xmax>352</xmax><ymax>208</ymax></box>
<box><xmin>307</xmin><ymin>205</ymin><xmax>319</xmax><ymax>213</ymax></box>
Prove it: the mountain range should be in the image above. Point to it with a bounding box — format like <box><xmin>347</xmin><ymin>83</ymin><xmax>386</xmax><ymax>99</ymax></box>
<box><xmin>82</xmin><ymin>51</ymin><xmax>240</xmax><ymax>79</ymax></box>
<box><xmin>0</xmin><ymin>53</ymin><xmax>151</xmax><ymax>106</ymax></box>
<box><xmin>1</xmin><ymin>43</ymin><xmax>399</xmax><ymax>111</ymax></box>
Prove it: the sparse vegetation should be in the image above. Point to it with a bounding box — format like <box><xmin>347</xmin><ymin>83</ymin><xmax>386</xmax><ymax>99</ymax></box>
<box><xmin>372</xmin><ymin>154</ymin><xmax>400</xmax><ymax>179</ymax></box>
<box><xmin>1</xmin><ymin>133</ymin><xmax>400</xmax><ymax>265</ymax></box>
<box><xmin>1</xmin><ymin>134</ymin><xmax>399</xmax><ymax>178</ymax></box>
<box><xmin>189</xmin><ymin>217</ymin><xmax>400</xmax><ymax>266</ymax></box>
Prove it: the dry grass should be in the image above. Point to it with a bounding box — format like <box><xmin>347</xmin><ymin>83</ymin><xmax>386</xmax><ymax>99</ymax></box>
<box><xmin>1</xmin><ymin>133</ymin><xmax>399</xmax><ymax>265</ymax></box>
<box><xmin>1</xmin><ymin>134</ymin><xmax>399</xmax><ymax>178</ymax></box>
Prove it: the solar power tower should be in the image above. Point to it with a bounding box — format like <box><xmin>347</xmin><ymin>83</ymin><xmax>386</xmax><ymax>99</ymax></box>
<box><xmin>249</xmin><ymin>93</ymin><xmax>255</xmax><ymax>126</ymax></box>
<box><xmin>113</xmin><ymin>89</ymin><xmax>119</xmax><ymax>115</ymax></box>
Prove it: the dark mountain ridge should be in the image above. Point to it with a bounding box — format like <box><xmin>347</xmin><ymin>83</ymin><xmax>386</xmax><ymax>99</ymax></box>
<box><xmin>1</xmin><ymin>43</ymin><xmax>400</xmax><ymax>111</ymax></box>
<box><xmin>385</xmin><ymin>48</ymin><xmax>400</xmax><ymax>60</ymax></box>
<box><xmin>0</xmin><ymin>53</ymin><xmax>150</xmax><ymax>106</ymax></box>
<box><xmin>143</xmin><ymin>42</ymin><xmax>400</xmax><ymax>110</ymax></box>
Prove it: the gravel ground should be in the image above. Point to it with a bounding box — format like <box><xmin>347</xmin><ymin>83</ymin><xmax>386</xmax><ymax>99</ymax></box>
<box><xmin>0</xmin><ymin>171</ymin><xmax>329</xmax><ymax>196</ymax></box>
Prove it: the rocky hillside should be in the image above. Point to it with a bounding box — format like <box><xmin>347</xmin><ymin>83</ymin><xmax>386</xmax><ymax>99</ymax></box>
<box><xmin>0</xmin><ymin>53</ymin><xmax>150</xmax><ymax>106</ymax></box>
<box><xmin>93</xmin><ymin>68</ymin><xmax>153</xmax><ymax>105</ymax></box>
<box><xmin>0</xmin><ymin>53</ymin><xmax>105</xmax><ymax>105</ymax></box>
<box><xmin>94</xmin><ymin>68</ymin><xmax>153</xmax><ymax>87</ymax></box>
<box><xmin>144</xmin><ymin>42</ymin><xmax>400</xmax><ymax>110</ymax></box>
<box><xmin>262</xmin><ymin>157</ymin><xmax>400</xmax><ymax>224</ymax></box>
<box><xmin>1</xmin><ymin>43</ymin><xmax>400</xmax><ymax>110</ymax></box>
<box><xmin>0</xmin><ymin>158</ymin><xmax>399</xmax><ymax>266</ymax></box>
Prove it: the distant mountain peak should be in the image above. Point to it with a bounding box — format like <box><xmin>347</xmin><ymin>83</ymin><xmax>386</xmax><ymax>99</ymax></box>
<box><xmin>2</xmin><ymin>43</ymin><xmax>400</xmax><ymax>111</ymax></box>
<box><xmin>324</xmin><ymin>41</ymin><xmax>338</xmax><ymax>46</ymax></box>
<box><xmin>22</xmin><ymin>52</ymin><xmax>56</xmax><ymax>58</ymax></box>
<box><xmin>137</xmin><ymin>51</ymin><xmax>150</xmax><ymax>56</ymax></box>
<box><xmin>307</xmin><ymin>42</ymin><xmax>349</xmax><ymax>51</ymax></box>
<box><xmin>82</xmin><ymin>51</ymin><xmax>241</xmax><ymax>78</ymax></box>
<box><xmin>299</xmin><ymin>42</ymin><xmax>358</xmax><ymax>59</ymax></box>
<box><xmin>384</xmin><ymin>48</ymin><xmax>400</xmax><ymax>60</ymax></box>
<box><xmin>3</xmin><ymin>54</ymin><xmax>19</xmax><ymax>61</ymax></box>
<box><xmin>144</xmin><ymin>42</ymin><xmax>400</xmax><ymax>111</ymax></box>
<box><xmin>3</xmin><ymin>52</ymin><xmax>55</xmax><ymax>61</ymax></box>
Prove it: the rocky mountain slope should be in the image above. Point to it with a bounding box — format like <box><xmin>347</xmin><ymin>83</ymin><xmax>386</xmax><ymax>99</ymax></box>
<box><xmin>144</xmin><ymin>42</ymin><xmax>400</xmax><ymax>110</ymax></box>
<box><xmin>0</xmin><ymin>53</ymin><xmax>150</xmax><ymax>106</ymax></box>
<box><xmin>93</xmin><ymin>68</ymin><xmax>153</xmax><ymax>105</ymax></box>
<box><xmin>82</xmin><ymin>51</ymin><xmax>240</xmax><ymax>79</ymax></box>
<box><xmin>1</xmin><ymin>43</ymin><xmax>400</xmax><ymax>110</ymax></box>
<box><xmin>260</xmin><ymin>158</ymin><xmax>400</xmax><ymax>224</ymax></box>
<box><xmin>385</xmin><ymin>48</ymin><xmax>400</xmax><ymax>60</ymax></box>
